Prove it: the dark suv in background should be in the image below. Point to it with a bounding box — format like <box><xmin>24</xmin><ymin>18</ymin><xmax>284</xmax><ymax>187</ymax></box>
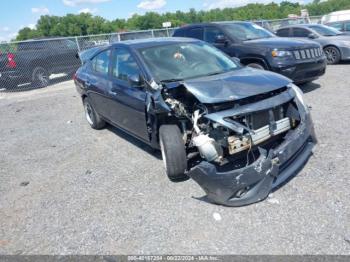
<box><xmin>173</xmin><ymin>22</ymin><xmax>327</xmax><ymax>84</ymax></box>
<box><xmin>0</xmin><ymin>39</ymin><xmax>81</xmax><ymax>89</ymax></box>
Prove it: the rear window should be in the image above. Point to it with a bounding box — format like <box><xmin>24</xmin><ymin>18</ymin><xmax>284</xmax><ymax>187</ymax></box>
<box><xmin>92</xmin><ymin>50</ymin><xmax>110</xmax><ymax>75</ymax></box>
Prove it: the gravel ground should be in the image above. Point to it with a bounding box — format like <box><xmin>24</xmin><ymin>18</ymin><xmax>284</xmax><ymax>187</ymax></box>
<box><xmin>0</xmin><ymin>65</ymin><xmax>349</xmax><ymax>255</ymax></box>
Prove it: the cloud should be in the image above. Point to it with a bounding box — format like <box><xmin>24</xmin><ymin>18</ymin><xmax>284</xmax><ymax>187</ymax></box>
<box><xmin>137</xmin><ymin>0</ymin><xmax>166</xmax><ymax>10</ymax></box>
<box><xmin>63</xmin><ymin>0</ymin><xmax>111</xmax><ymax>7</ymax></box>
<box><xmin>0</xmin><ymin>32</ymin><xmax>18</xmax><ymax>42</ymax></box>
<box><xmin>203</xmin><ymin>0</ymin><xmax>304</xmax><ymax>9</ymax></box>
<box><xmin>27</xmin><ymin>24</ymin><xmax>36</xmax><ymax>30</ymax></box>
<box><xmin>31</xmin><ymin>7</ymin><xmax>50</xmax><ymax>14</ymax></box>
<box><xmin>78</xmin><ymin>8</ymin><xmax>98</xmax><ymax>14</ymax></box>
<box><xmin>1</xmin><ymin>26</ymin><xmax>10</xmax><ymax>32</ymax></box>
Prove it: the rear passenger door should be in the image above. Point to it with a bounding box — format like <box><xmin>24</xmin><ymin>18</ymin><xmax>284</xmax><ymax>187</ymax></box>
<box><xmin>87</xmin><ymin>49</ymin><xmax>112</xmax><ymax>119</ymax></box>
<box><xmin>290</xmin><ymin>27</ymin><xmax>311</xmax><ymax>39</ymax></box>
<box><xmin>276</xmin><ymin>28</ymin><xmax>291</xmax><ymax>37</ymax></box>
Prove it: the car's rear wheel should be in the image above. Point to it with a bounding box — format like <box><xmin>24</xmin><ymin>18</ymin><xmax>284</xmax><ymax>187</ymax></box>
<box><xmin>83</xmin><ymin>97</ymin><xmax>106</xmax><ymax>130</ymax></box>
<box><xmin>324</xmin><ymin>46</ymin><xmax>341</xmax><ymax>65</ymax></box>
<box><xmin>247</xmin><ymin>62</ymin><xmax>265</xmax><ymax>70</ymax></box>
<box><xmin>32</xmin><ymin>67</ymin><xmax>50</xmax><ymax>88</ymax></box>
<box><xmin>159</xmin><ymin>125</ymin><xmax>188</xmax><ymax>182</ymax></box>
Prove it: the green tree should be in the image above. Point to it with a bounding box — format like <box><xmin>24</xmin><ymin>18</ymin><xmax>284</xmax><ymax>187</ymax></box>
<box><xmin>15</xmin><ymin>0</ymin><xmax>350</xmax><ymax>41</ymax></box>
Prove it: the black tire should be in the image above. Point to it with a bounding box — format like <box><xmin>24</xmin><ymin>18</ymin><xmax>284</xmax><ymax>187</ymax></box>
<box><xmin>83</xmin><ymin>97</ymin><xmax>106</xmax><ymax>130</ymax></box>
<box><xmin>324</xmin><ymin>46</ymin><xmax>341</xmax><ymax>65</ymax></box>
<box><xmin>32</xmin><ymin>66</ymin><xmax>50</xmax><ymax>88</ymax></box>
<box><xmin>247</xmin><ymin>62</ymin><xmax>265</xmax><ymax>70</ymax></box>
<box><xmin>159</xmin><ymin>125</ymin><xmax>188</xmax><ymax>182</ymax></box>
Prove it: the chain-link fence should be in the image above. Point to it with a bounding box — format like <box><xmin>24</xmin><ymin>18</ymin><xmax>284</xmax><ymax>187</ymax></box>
<box><xmin>0</xmin><ymin>28</ymin><xmax>176</xmax><ymax>92</ymax></box>
<box><xmin>253</xmin><ymin>16</ymin><xmax>322</xmax><ymax>32</ymax></box>
<box><xmin>0</xmin><ymin>17</ymin><xmax>321</xmax><ymax>92</ymax></box>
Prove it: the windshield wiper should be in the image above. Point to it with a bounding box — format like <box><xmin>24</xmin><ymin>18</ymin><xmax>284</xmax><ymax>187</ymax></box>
<box><xmin>205</xmin><ymin>71</ymin><xmax>226</xmax><ymax>76</ymax></box>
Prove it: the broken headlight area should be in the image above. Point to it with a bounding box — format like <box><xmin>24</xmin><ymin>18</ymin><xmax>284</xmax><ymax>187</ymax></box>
<box><xmin>161</xmin><ymin>84</ymin><xmax>316</xmax><ymax>206</ymax></box>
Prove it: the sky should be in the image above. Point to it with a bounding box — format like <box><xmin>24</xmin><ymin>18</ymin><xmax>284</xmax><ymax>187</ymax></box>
<box><xmin>0</xmin><ymin>0</ymin><xmax>313</xmax><ymax>41</ymax></box>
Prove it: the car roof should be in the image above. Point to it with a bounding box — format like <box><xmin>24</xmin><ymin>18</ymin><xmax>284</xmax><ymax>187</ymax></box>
<box><xmin>177</xmin><ymin>21</ymin><xmax>251</xmax><ymax>28</ymax></box>
<box><xmin>110</xmin><ymin>37</ymin><xmax>199</xmax><ymax>49</ymax></box>
<box><xmin>277</xmin><ymin>24</ymin><xmax>321</xmax><ymax>30</ymax></box>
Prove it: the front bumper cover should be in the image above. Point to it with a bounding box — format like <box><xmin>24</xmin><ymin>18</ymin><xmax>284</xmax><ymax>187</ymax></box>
<box><xmin>272</xmin><ymin>57</ymin><xmax>327</xmax><ymax>83</ymax></box>
<box><xmin>188</xmin><ymin>111</ymin><xmax>317</xmax><ymax>207</ymax></box>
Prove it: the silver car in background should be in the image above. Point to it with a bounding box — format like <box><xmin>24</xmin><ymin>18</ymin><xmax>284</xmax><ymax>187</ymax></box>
<box><xmin>276</xmin><ymin>24</ymin><xmax>350</xmax><ymax>64</ymax></box>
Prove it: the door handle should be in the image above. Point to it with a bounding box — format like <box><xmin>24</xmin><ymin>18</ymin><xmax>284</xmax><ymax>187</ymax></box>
<box><xmin>85</xmin><ymin>81</ymin><xmax>91</xmax><ymax>87</ymax></box>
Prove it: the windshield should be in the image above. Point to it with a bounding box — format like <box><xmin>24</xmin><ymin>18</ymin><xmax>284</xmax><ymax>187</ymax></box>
<box><xmin>138</xmin><ymin>42</ymin><xmax>238</xmax><ymax>82</ymax></box>
<box><xmin>308</xmin><ymin>25</ymin><xmax>342</xmax><ymax>36</ymax></box>
<box><xmin>223</xmin><ymin>23</ymin><xmax>275</xmax><ymax>41</ymax></box>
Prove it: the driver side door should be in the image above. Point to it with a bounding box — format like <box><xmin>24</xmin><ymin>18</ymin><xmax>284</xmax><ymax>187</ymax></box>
<box><xmin>204</xmin><ymin>26</ymin><xmax>232</xmax><ymax>55</ymax></box>
<box><xmin>107</xmin><ymin>48</ymin><xmax>148</xmax><ymax>141</ymax></box>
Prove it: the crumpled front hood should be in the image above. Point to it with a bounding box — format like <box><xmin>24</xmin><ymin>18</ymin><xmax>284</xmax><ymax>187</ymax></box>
<box><xmin>179</xmin><ymin>67</ymin><xmax>291</xmax><ymax>104</ymax></box>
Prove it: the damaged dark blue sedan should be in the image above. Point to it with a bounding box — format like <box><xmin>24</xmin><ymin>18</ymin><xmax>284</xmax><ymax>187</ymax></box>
<box><xmin>74</xmin><ymin>38</ymin><xmax>317</xmax><ymax>207</ymax></box>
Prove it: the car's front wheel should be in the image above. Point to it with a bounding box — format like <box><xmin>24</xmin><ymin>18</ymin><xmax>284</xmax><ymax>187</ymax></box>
<box><xmin>83</xmin><ymin>97</ymin><xmax>106</xmax><ymax>130</ymax></box>
<box><xmin>159</xmin><ymin>125</ymin><xmax>188</xmax><ymax>182</ymax></box>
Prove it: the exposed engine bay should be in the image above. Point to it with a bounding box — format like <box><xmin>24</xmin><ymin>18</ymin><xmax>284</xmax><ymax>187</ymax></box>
<box><xmin>156</xmin><ymin>79</ymin><xmax>316</xmax><ymax>207</ymax></box>
<box><xmin>162</xmin><ymin>84</ymin><xmax>300</xmax><ymax>168</ymax></box>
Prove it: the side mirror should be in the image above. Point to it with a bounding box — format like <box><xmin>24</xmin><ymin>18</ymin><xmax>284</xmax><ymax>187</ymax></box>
<box><xmin>128</xmin><ymin>74</ymin><xmax>144</xmax><ymax>88</ymax></box>
<box><xmin>215</xmin><ymin>34</ymin><xmax>228</xmax><ymax>44</ymax></box>
<box><xmin>308</xmin><ymin>33</ymin><xmax>318</xmax><ymax>39</ymax></box>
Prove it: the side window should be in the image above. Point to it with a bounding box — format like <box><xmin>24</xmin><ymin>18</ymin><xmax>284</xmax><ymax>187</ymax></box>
<box><xmin>292</xmin><ymin>28</ymin><xmax>310</xmax><ymax>37</ymax></box>
<box><xmin>277</xmin><ymin>28</ymin><xmax>290</xmax><ymax>37</ymax></box>
<box><xmin>345</xmin><ymin>22</ymin><xmax>350</xmax><ymax>31</ymax></box>
<box><xmin>112</xmin><ymin>49</ymin><xmax>141</xmax><ymax>82</ymax></box>
<box><xmin>185</xmin><ymin>27</ymin><xmax>204</xmax><ymax>40</ymax></box>
<box><xmin>92</xmin><ymin>50</ymin><xmax>110</xmax><ymax>75</ymax></box>
<box><xmin>204</xmin><ymin>27</ymin><xmax>224</xmax><ymax>43</ymax></box>
<box><xmin>18</xmin><ymin>41</ymin><xmax>46</xmax><ymax>51</ymax></box>
<box><xmin>60</xmin><ymin>39</ymin><xmax>78</xmax><ymax>50</ymax></box>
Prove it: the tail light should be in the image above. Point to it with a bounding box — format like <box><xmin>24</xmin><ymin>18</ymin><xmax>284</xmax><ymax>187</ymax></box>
<box><xmin>7</xmin><ymin>53</ymin><xmax>16</xmax><ymax>68</ymax></box>
<box><xmin>73</xmin><ymin>72</ymin><xmax>77</xmax><ymax>81</ymax></box>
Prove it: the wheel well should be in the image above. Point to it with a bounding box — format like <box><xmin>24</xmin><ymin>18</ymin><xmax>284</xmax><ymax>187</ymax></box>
<box><xmin>30</xmin><ymin>61</ymin><xmax>48</xmax><ymax>71</ymax></box>
<box><xmin>323</xmin><ymin>45</ymin><xmax>340</xmax><ymax>52</ymax></box>
<box><xmin>240</xmin><ymin>58</ymin><xmax>268</xmax><ymax>69</ymax></box>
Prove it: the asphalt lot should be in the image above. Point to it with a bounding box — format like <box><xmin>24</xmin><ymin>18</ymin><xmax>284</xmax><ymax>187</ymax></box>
<box><xmin>0</xmin><ymin>64</ymin><xmax>349</xmax><ymax>255</ymax></box>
